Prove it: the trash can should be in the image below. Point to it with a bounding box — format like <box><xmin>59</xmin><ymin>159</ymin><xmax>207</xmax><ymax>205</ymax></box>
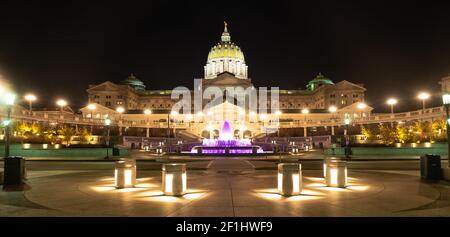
<box><xmin>3</xmin><ymin>156</ymin><xmax>25</xmax><ymax>185</ymax></box>
<box><xmin>112</xmin><ymin>148</ymin><xmax>120</xmax><ymax>156</ymax></box>
<box><xmin>420</xmin><ymin>154</ymin><xmax>441</xmax><ymax>180</ymax></box>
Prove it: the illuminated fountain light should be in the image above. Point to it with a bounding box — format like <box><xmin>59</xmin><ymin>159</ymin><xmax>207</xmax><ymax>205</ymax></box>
<box><xmin>115</xmin><ymin>161</ymin><xmax>135</xmax><ymax>189</ymax></box>
<box><xmin>162</xmin><ymin>163</ymin><xmax>186</xmax><ymax>196</ymax></box>
<box><xmin>278</xmin><ymin>163</ymin><xmax>302</xmax><ymax>196</ymax></box>
<box><xmin>190</xmin><ymin>121</ymin><xmax>264</xmax><ymax>154</ymax></box>
<box><xmin>325</xmin><ymin>160</ymin><xmax>347</xmax><ymax>188</ymax></box>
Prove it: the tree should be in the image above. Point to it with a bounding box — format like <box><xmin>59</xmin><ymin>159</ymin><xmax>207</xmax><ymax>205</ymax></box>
<box><xmin>361</xmin><ymin>125</ymin><xmax>377</xmax><ymax>141</ymax></box>
<box><xmin>378</xmin><ymin>124</ymin><xmax>397</xmax><ymax>145</ymax></box>
<box><xmin>76</xmin><ymin>127</ymin><xmax>92</xmax><ymax>144</ymax></box>
<box><xmin>58</xmin><ymin>126</ymin><xmax>76</xmax><ymax>146</ymax></box>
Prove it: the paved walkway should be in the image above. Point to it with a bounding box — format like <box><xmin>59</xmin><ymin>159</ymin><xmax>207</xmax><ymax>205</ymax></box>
<box><xmin>1</xmin><ymin>159</ymin><xmax>450</xmax><ymax>216</ymax></box>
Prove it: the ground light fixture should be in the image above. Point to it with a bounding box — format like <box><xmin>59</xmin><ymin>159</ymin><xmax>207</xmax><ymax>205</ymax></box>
<box><xmin>277</xmin><ymin>163</ymin><xmax>302</xmax><ymax>196</ymax></box>
<box><xmin>162</xmin><ymin>163</ymin><xmax>187</xmax><ymax>196</ymax></box>
<box><xmin>114</xmin><ymin>161</ymin><xmax>135</xmax><ymax>189</ymax></box>
<box><xmin>323</xmin><ymin>157</ymin><xmax>342</xmax><ymax>178</ymax></box>
<box><xmin>325</xmin><ymin>160</ymin><xmax>348</xmax><ymax>188</ymax></box>
<box><xmin>121</xmin><ymin>158</ymin><xmax>137</xmax><ymax>186</ymax></box>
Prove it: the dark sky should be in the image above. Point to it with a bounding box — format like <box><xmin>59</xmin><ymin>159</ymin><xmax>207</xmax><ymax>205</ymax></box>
<box><xmin>0</xmin><ymin>0</ymin><xmax>449</xmax><ymax>112</ymax></box>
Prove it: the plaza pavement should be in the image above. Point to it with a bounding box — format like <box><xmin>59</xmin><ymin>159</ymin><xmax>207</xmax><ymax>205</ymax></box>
<box><xmin>1</xmin><ymin>157</ymin><xmax>450</xmax><ymax>217</ymax></box>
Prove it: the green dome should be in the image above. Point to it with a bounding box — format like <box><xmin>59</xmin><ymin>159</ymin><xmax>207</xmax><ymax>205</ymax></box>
<box><xmin>122</xmin><ymin>73</ymin><xmax>146</xmax><ymax>91</ymax></box>
<box><xmin>307</xmin><ymin>73</ymin><xmax>334</xmax><ymax>91</ymax></box>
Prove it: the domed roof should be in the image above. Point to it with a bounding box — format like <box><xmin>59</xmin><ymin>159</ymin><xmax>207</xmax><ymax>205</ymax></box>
<box><xmin>122</xmin><ymin>73</ymin><xmax>146</xmax><ymax>91</ymax></box>
<box><xmin>307</xmin><ymin>73</ymin><xmax>334</xmax><ymax>91</ymax></box>
<box><xmin>207</xmin><ymin>22</ymin><xmax>245</xmax><ymax>62</ymax></box>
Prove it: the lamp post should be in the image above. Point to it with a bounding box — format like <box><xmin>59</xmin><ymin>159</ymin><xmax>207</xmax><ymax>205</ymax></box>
<box><xmin>116</xmin><ymin>106</ymin><xmax>125</xmax><ymax>136</ymax></box>
<box><xmin>24</xmin><ymin>94</ymin><xmax>37</xmax><ymax>116</ymax></box>
<box><xmin>275</xmin><ymin>110</ymin><xmax>282</xmax><ymax>137</ymax></box>
<box><xmin>104</xmin><ymin>118</ymin><xmax>111</xmax><ymax>159</ymax></box>
<box><xmin>56</xmin><ymin>99</ymin><xmax>67</xmax><ymax>126</ymax></box>
<box><xmin>386</xmin><ymin>98</ymin><xmax>397</xmax><ymax>114</ymax></box>
<box><xmin>344</xmin><ymin>115</ymin><xmax>352</xmax><ymax>159</ymax></box>
<box><xmin>144</xmin><ymin>109</ymin><xmax>152</xmax><ymax>138</ymax></box>
<box><xmin>328</xmin><ymin>106</ymin><xmax>337</xmax><ymax>136</ymax></box>
<box><xmin>301</xmin><ymin>108</ymin><xmax>309</xmax><ymax>138</ymax></box>
<box><xmin>418</xmin><ymin>92</ymin><xmax>430</xmax><ymax>112</ymax></box>
<box><xmin>442</xmin><ymin>93</ymin><xmax>450</xmax><ymax>167</ymax></box>
<box><xmin>4</xmin><ymin>92</ymin><xmax>16</xmax><ymax>158</ymax></box>
<box><xmin>87</xmin><ymin>103</ymin><xmax>96</xmax><ymax>133</ymax></box>
<box><xmin>170</xmin><ymin>110</ymin><xmax>178</xmax><ymax>139</ymax></box>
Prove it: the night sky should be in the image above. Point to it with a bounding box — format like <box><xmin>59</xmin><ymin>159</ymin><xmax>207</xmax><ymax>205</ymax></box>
<box><xmin>0</xmin><ymin>0</ymin><xmax>449</xmax><ymax>112</ymax></box>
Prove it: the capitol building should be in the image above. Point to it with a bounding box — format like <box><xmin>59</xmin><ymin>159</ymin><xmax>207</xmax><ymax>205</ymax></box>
<box><xmin>82</xmin><ymin>23</ymin><xmax>371</xmax><ymax>139</ymax></box>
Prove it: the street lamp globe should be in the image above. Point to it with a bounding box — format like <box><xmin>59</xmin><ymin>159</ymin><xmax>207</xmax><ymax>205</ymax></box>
<box><xmin>418</xmin><ymin>92</ymin><xmax>430</xmax><ymax>100</ymax></box>
<box><xmin>4</xmin><ymin>93</ymin><xmax>16</xmax><ymax>106</ymax></box>
<box><xmin>56</xmin><ymin>99</ymin><xmax>67</xmax><ymax>107</ymax></box>
<box><xmin>24</xmin><ymin>94</ymin><xmax>37</xmax><ymax>102</ymax></box>
<box><xmin>171</xmin><ymin>110</ymin><xmax>178</xmax><ymax>116</ymax></box>
<box><xmin>301</xmin><ymin>108</ymin><xmax>309</xmax><ymax>114</ymax></box>
<box><xmin>386</xmin><ymin>98</ymin><xmax>398</xmax><ymax>105</ymax></box>
<box><xmin>275</xmin><ymin>110</ymin><xmax>282</xmax><ymax>116</ymax></box>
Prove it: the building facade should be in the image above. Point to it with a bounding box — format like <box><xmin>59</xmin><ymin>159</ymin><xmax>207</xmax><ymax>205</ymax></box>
<box><xmin>83</xmin><ymin>23</ymin><xmax>369</xmax><ymax>138</ymax></box>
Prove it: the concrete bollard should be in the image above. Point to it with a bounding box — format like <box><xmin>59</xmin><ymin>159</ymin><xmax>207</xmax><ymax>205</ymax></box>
<box><xmin>162</xmin><ymin>163</ymin><xmax>187</xmax><ymax>196</ymax></box>
<box><xmin>121</xmin><ymin>158</ymin><xmax>137</xmax><ymax>186</ymax></box>
<box><xmin>325</xmin><ymin>160</ymin><xmax>347</xmax><ymax>188</ymax></box>
<box><xmin>115</xmin><ymin>161</ymin><xmax>135</xmax><ymax>189</ymax></box>
<box><xmin>277</xmin><ymin>163</ymin><xmax>302</xmax><ymax>196</ymax></box>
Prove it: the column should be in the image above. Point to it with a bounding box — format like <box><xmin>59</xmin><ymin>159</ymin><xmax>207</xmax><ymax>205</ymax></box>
<box><xmin>304</xmin><ymin>127</ymin><xmax>307</xmax><ymax>137</ymax></box>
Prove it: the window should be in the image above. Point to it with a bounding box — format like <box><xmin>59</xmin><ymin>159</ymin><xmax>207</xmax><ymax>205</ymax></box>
<box><xmin>117</xmin><ymin>101</ymin><xmax>123</xmax><ymax>105</ymax></box>
<box><xmin>117</xmin><ymin>95</ymin><xmax>123</xmax><ymax>99</ymax></box>
<box><xmin>329</xmin><ymin>94</ymin><xmax>335</xmax><ymax>98</ymax></box>
<box><xmin>105</xmin><ymin>101</ymin><xmax>111</xmax><ymax>106</ymax></box>
<box><xmin>94</xmin><ymin>95</ymin><xmax>100</xmax><ymax>99</ymax></box>
<box><xmin>353</xmin><ymin>94</ymin><xmax>359</xmax><ymax>98</ymax></box>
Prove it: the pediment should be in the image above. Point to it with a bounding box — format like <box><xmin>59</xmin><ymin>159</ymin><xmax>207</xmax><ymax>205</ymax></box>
<box><xmin>333</xmin><ymin>80</ymin><xmax>366</xmax><ymax>91</ymax></box>
<box><xmin>202</xmin><ymin>72</ymin><xmax>253</xmax><ymax>88</ymax></box>
<box><xmin>87</xmin><ymin>81</ymin><xmax>123</xmax><ymax>92</ymax></box>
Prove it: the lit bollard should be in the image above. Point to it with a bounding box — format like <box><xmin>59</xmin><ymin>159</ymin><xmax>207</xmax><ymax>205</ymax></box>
<box><xmin>325</xmin><ymin>160</ymin><xmax>347</xmax><ymax>188</ymax></box>
<box><xmin>121</xmin><ymin>158</ymin><xmax>137</xmax><ymax>186</ymax></box>
<box><xmin>323</xmin><ymin>157</ymin><xmax>342</xmax><ymax>178</ymax></box>
<box><xmin>115</xmin><ymin>161</ymin><xmax>135</xmax><ymax>189</ymax></box>
<box><xmin>277</xmin><ymin>163</ymin><xmax>302</xmax><ymax>196</ymax></box>
<box><xmin>162</xmin><ymin>163</ymin><xmax>187</xmax><ymax>196</ymax></box>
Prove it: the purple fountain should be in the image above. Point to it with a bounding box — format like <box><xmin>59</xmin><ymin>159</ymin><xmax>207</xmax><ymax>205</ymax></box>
<box><xmin>191</xmin><ymin>121</ymin><xmax>264</xmax><ymax>155</ymax></box>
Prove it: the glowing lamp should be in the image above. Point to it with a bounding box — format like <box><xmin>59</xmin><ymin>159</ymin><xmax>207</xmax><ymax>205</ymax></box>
<box><xmin>42</xmin><ymin>144</ymin><xmax>48</xmax><ymax>149</ymax></box>
<box><xmin>277</xmin><ymin>163</ymin><xmax>302</xmax><ymax>196</ymax></box>
<box><xmin>162</xmin><ymin>163</ymin><xmax>187</xmax><ymax>196</ymax></box>
<box><xmin>54</xmin><ymin>144</ymin><xmax>60</xmax><ymax>149</ymax></box>
<box><xmin>443</xmin><ymin>94</ymin><xmax>450</xmax><ymax>105</ymax></box>
<box><xmin>120</xmin><ymin>158</ymin><xmax>137</xmax><ymax>186</ymax></box>
<box><xmin>325</xmin><ymin>160</ymin><xmax>347</xmax><ymax>188</ymax></box>
<box><xmin>323</xmin><ymin>157</ymin><xmax>342</xmax><ymax>178</ymax></box>
<box><xmin>115</xmin><ymin>161</ymin><xmax>135</xmax><ymax>189</ymax></box>
<box><xmin>23</xmin><ymin>143</ymin><xmax>31</xmax><ymax>149</ymax></box>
